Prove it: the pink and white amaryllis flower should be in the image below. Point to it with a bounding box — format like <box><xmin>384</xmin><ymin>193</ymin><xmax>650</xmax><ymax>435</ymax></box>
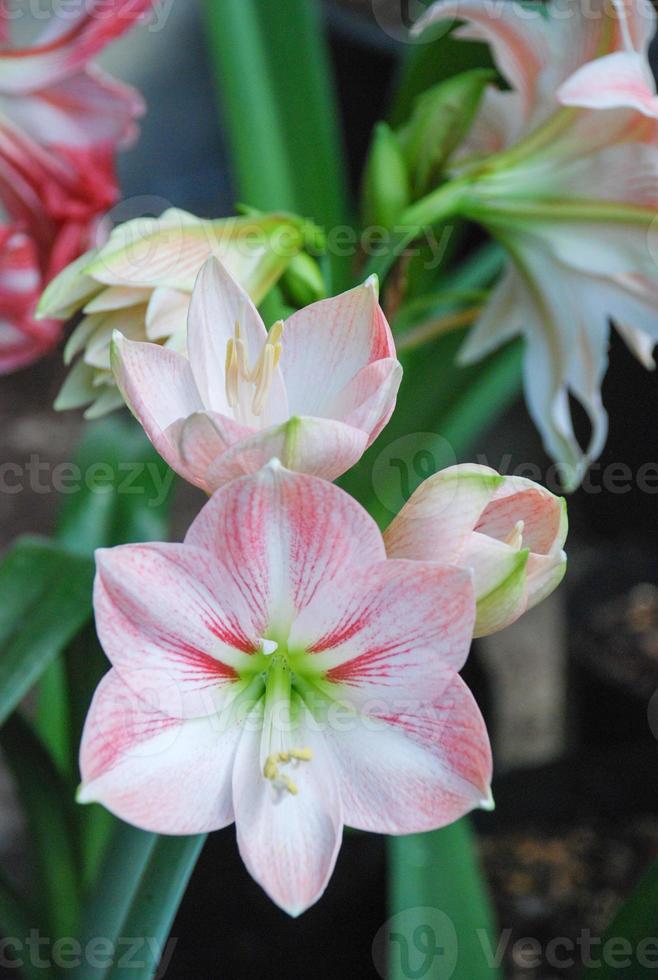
<box><xmin>78</xmin><ymin>463</ymin><xmax>492</xmax><ymax>915</ymax></box>
<box><xmin>0</xmin><ymin>0</ymin><xmax>152</xmax><ymax>371</ymax></box>
<box><xmin>384</xmin><ymin>465</ymin><xmax>567</xmax><ymax>637</ymax></box>
<box><xmin>414</xmin><ymin>0</ymin><xmax>658</xmax><ymax>487</ymax></box>
<box><xmin>111</xmin><ymin>257</ymin><xmax>402</xmax><ymax>489</ymax></box>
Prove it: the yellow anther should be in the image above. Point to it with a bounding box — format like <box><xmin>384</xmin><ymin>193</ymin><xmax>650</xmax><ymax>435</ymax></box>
<box><xmin>224</xmin><ymin>319</ymin><xmax>285</xmax><ymax>417</ymax></box>
<box><xmin>263</xmin><ymin>746</ymin><xmax>313</xmax><ymax>797</ymax></box>
<box><xmin>504</xmin><ymin>520</ymin><xmax>525</xmax><ymax>550</ymax></box>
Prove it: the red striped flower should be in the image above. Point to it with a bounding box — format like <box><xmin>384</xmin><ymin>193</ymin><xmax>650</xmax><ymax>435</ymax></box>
<box><xmin>78</xmin><ymin>463</ymin><xmax>491</xmax><ymax>915</ymax></box>
<box><xmin>0</xmin><ymin>0</ymin><xmax>152</xmax><ymax>371</ymax></box>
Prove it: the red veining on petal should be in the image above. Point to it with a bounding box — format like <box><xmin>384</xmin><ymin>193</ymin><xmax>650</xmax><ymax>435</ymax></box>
<box><xmin>157</xmin><ymin>635</ymin><xmax>237</xmax><ymax>682</ymax></box>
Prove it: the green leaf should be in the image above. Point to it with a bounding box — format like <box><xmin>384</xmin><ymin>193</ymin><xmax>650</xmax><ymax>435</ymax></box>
<box><xmin>56</xmin><ymin>415</ymin><xmax>174</xmax><ymax>558</ymax></box>
<box><xmin>0</xmin><ymin>537</ymin><xmax>93</xmax><ymax>730</ymax></box>
<box><xmin>0</xmin><ymin>714</ymin><xmax>80</xmax><ymax>941</ymax></box>
<box><xmin>204</xmin><ymin>0</ymin><xmax>350</xmax><ymax>290</ymax></box>
<box><xmin>581</xmin><ymin>857</ymin><xmax>658</xmax><ymax>979</ymax></box>
<box><xmin>72</xmin><ymin>824</ymin><xmax>205</xmax><ymax>979</ymax></box>
<box><xmin>398</xmin><ymin>69</ymin><xmax>495</xmax><ymax>196</ymax></box>
<box><xmin>362</xmin><ymin>122</ymin><xmax>412</xmax><ymax>229</ymax></box>
<box><xmin>389</xmin><ymin>822</ymin><xmax>503</xmax><ymax>980</ymax></box>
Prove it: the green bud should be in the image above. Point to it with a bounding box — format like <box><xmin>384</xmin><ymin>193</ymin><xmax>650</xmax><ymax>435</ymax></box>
<box><xmin>280</xmin><ymin>252</ymin><xmax>327</xmax><ymax>308</ymax></box>
<box><xmin>361</xmin><ymin>122</ymin><xmax>412</xmax><ymax>229</ymax></box>
<box><xmin>398</xmin><ymin>68</ymin><xmax>495</xmax><ymax>197</ymax></box>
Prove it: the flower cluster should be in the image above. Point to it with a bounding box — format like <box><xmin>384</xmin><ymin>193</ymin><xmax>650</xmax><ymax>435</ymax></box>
<box><xmin>76</xmin><ymin>255</ymin><xmax>567</xmax><ymax>915</ymax></box>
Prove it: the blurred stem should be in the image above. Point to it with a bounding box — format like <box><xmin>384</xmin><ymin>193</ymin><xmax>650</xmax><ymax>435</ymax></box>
<box><xmin>397</xmin><ymin>305</ymin><xmax>482</xmax><ymax>352</ymax></box>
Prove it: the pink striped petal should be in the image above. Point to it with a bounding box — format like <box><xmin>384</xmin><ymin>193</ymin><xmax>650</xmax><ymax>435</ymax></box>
<box><xmin>94</xmin><ymin>543</ymin><xmax>260</xmax><ymax>718</ymax></box>
<box><xmin>110</xmin><ymin>332</ymin><xmax>203</xmax><ymax>478</ymax></box>
<box><xmin>414</xmin><ymin>0</ymin><xmax>551</xmax><ymax>112</ymax></box>
<box><xmin>1</xmin><ymin>66</ymin><xmax>144</xmax><ymax>149</ymax></box>
<box><xmin>167</xmin><ymin>411</ymin><xmax>254</xmax><ymax>490</ymax></box>
<box><xmin>324</xmin><ymin>674</ymin><xmax>492</xmax><ymax>833</ymax></box>
<box><xmin>477</xmin><ymin>479</ymin><xmax>566</xmax><ymax>554</ymax></box>
<box><xmin>232</xmin><ymin>698</ymin><xmax>343</xmax><ymax>916</ymax></box>
<box><xmin>289</xmin><ymin>559</ymin><xmax>475</xmax><ymax>681</ymax></box>
<box><xmin>187</xmin><ymin>256</ymin><xmax>273</xmax><ymax>415</ymax></box>
<box><xmin>78</xmin><ymin>669</ymin><xmax>239</xmax><ymax>834</ymax></box>
<box><xmin>384</xmin><ymin>464</ymin><xmax>502</xmax><ymax>563</ymax></box>
<box><xmin>558</xmin><ymin>51</ymin><xmax>658</xmax><ymax>117</ymax></box>
<box><xmin>203</xmin><ymin>417</ymin><xmax>369</xmax><ymax>490</ymax></box>
<box><xmin>0</xmin><ymin>0</ymin><xmax>154</xmax><ymax>93</ymax></box>
<box><xmin>184</xmin><ymin>464</ymin><xmax>386</xmax><ymax>636</ymax></box>
<box><xmin>280</xmin><ymin>278</ymin><xmax>395</xmax><ymax>416</ymax></box>
<box><xmin>326</xmin><ymin>357</ymin><xmax>402</xmax><ymax>447</ymax></box>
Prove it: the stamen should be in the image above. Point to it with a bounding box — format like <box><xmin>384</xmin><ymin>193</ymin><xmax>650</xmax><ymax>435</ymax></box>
<box><xmin>224</xmin><ymin>320</ymin><xmax>284</xmax><ymax>418</ymax></box>
<box><xmin>504</xmin><ymin>520</ymin><xmax>525</xmax><ymax>550</ymax></box>
<box><xmin>263</xmin><ymin>747</ymin><xmax>313</xmax><ymax>798</ymax></box>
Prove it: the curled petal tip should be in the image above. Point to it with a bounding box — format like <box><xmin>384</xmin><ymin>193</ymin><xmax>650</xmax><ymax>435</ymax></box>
<box><xmin>364</xmin><ymin>273</ymin><xmax>379</xmax><ymax>298</ymax></box>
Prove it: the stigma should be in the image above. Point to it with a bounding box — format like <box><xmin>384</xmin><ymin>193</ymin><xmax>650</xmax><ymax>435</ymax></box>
<box><xmin>263</xmin><ymin>747</ymin><xmax>313</xmax><ymax>798</ymax></box>
<box><xmin>225</xmin><ymin>319</ymin><xmax>284</xmax><ymax>417</ymax></box>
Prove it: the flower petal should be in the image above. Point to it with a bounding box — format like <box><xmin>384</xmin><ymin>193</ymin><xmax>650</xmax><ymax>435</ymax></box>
<box><xmin>94</xmin><ymin>543</ymin><xmax>260</xmax><ymax>718</ymax></box>
<box><xmin>187</xmin><ymin>256</ymin><xmax>287</xmax><ymax>425</ymax></box>
<box><xmin>232</xmin><ymin>697</ymin><xmax>343</xmax><ymax>916</ymax></box>
<box><xmin>184</xmin><ymin>463</ymin><xmax>386</xmax><ymax>637</ymax></box>
<box><xmin>413</xmin><ymin>0</ymin><xmax>551</xmax><ymax>111</ymax></box>
<box><xmin>477</xmin><ymin>478</ymin><xmax>566</xmax><ymax>554</ymax></box>
<box><xmin>459</xmin><ymin>533</ymin><xmax>529</xmax><ymax>637</ymax></box>
<box><xmin>203</xmin><ymin>417</ymin><xmax>369</xmax><ymax>490</ymax></box>
<box><xmin>289</xmin><ymin>559</ymin><xmax>475</xmax><ymax>679</ymax></box>
<box><xmin>324</xmin><ymin>674</ymin><xmax>492</xmax><ymax>833</ymax></box>
<box><xmin>559</xmin><ymin>51</ymin><xmax>658</xmax><ymax>117</ymax></box>
<box><xmin>384</xmin><ymin>463</ymin><xmax>503</xmax><ymax>563</ymax></box>
<box><xmin>280</xmin><ymin>278</ymin><xmax>395</xmax><ymax>416</ymax></box>
<box><xmin>78</xmin><ymin>669</ymin><xmax>239</xmax><ymax>834</ymax></box>
<box><xmin>110</xmin><ymin>332</ymin><xmax>203</xmax><ymax>478</ymax></box>
<box><xmin>325</xmin><ymin>357</ymin><xmax>402</xmax><ymax>446</ymax></box>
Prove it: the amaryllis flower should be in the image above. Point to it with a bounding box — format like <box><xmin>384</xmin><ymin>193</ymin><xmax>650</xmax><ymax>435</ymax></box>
<box><xmin>0</xmin><ymin>0</ymin><xmax>152</xmax><ymax>371</ymax></box>
<box><xmin>109</xmin><ymin>256</ymin><xmax>402</xmax><ymax>488</ymax></box>
<box><xmin>384</xmin><ymin>464</ymin><xmax>567</xmax><ymax>637</ymax></box>
<box><xmin>414</xmin><ymin>0</ymin><xmax>658</xmax><ymax>487</ymax></box>
<box><xmin>38</xmin><ymin>209</ymin><xmax>319</xmax><ymax>418</ymax></box>
<box><xmin>78</xmin><ymin>463</ymin><xmax>491</xmax><ymax>915</ymax></box>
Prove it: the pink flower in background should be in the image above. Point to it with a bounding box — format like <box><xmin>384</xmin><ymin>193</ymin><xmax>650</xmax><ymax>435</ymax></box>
<box><xmin>415</xmin><ymin>0</ymin><xmax>658</xmax><ymax>486</ymax></box>
<box><xmin>112</xmin><ymin>257</ymin><xmax>402</xmax><ymax>489</ymax></box>
<box><xmin>384</xmin><ymin>464</ymin><xmax>567</xmax><ymax>637</ymax></box>
<box><xmin>78</xmin><ymin>463</ymin><xmax>491</xmax><ymax>915</ymax></box>
<box><xmin>0</xmin><ymin>0</ymin><xmax>153</xmax><ymax>371</ymax></box>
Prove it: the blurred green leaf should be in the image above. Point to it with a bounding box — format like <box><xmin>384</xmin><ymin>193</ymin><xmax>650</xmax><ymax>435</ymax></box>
<box><xmin>0</xmin><ymin>714</ymin><xmax>80</xmax><ymax>942</ymax></box>
<box><xmin>0</xmin><ymin>537</ymin><xmax>93</xmax><ymax>730</ymax></box>
<box><xmin>581</xmin><ymin>858</ymin><xmax>658</xmax><ymax>979</ymax></box>
<box><xmin>72</xmin><ymin>824</ymin><xmax>205</xmax><ymax>980</ymax></box>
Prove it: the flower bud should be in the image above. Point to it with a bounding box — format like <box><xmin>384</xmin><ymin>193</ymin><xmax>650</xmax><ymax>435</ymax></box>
<box><xmin>361</xmin><ymin>122</ymin><xmax>411</xmax><ymax>229</ymax></box>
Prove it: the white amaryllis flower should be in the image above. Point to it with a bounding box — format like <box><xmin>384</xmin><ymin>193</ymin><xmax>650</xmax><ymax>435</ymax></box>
<box><xmin>110</xmin><ymin>256</ymin><xmax>402</xmax><ymax>489</ymax></box>
<box><xmin>78</xmin><ymin>463</ymin><xmax>491</xmax><ymax>916</ymax></box>
<box><xmin>37</xmin><ymin>209</ymin><xmax>312</xmax><ymax>417</ymax></box>
<box><xmin>384</xmin><ymin>464</ymin><xmax>567</xmax><ymax>636</ymax></box>
<box><xmin>414</xmin><ymin>0</ymin><xmax>658</xmax><ymax>487</ymax></box>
